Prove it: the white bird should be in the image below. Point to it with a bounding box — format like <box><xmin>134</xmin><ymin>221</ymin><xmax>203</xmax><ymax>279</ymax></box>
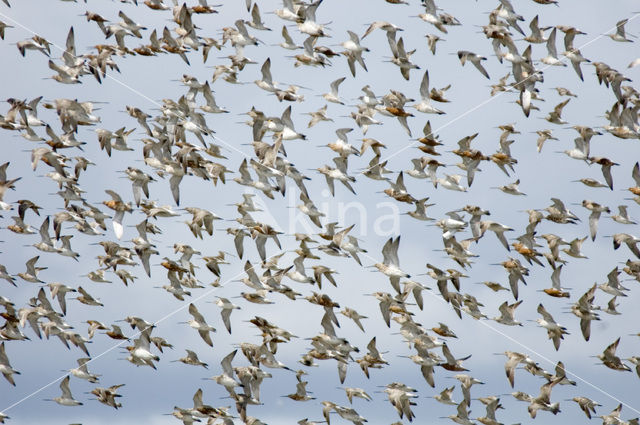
<box><xmin>69</xmin><ymin>358</ymin><xmax>100</xmax><ymax>383</ymax></box>
<box><xmin>495</xmin><ymin>179</ymin><xmax>526</xmax><ymax>196</ymax></box>
<box><xmin>525</xmin><ymin>15</ymin><xmax>548</xmax><ymax>44</ymax></box>
<box><xmin>278</xmin><ymin>26</ymin><xmax>299</xmax><ymax>50</ymax></box>
<box><xmin>406</xmin><ymin>198</ymin><xmax>435</xmax><ymax>221</ymax></box>
<box><xmin>32</xmin><ymin>217</ymin><xmax>59</xmax><ymax>254</ymax></box>
<box><xmin>598</xmin><ymin>267</ymin><xmax>629</xmax><ymax>297</ymax></box>
<box><xmin>541</xmin><ymin>28</ymin><xmax>566</xmax><ymax>66</ymax></box>
<box><xmin>322</xmin><ymin>77</ymin><xmax>346</xmax><ymax>104</ymax></box>
<box><xmin>215</xmin><ymin>297</ymin><xmax>241</xmax><ymax>334</ymax></box>
<box><xmin>209</xmin><ymin>350</ymin><xmax>242</xmax><ymax>396</ymax></box>
<box><xmin>374</xmin><ymin>236</ymin><xmax>410</xmax><ymax>293</ymax></box>
<box><xmin>412</xmin><ymin>71</ymin><xmax>445</xmax><ymax>114</ymax></box>
<box><xmin>432</xmin><ymin>385</ymin><xmax>457</xmax><ymax>405</ymax></box>
<box><xmin>126</xmin><ymin>328</ymin><xmax>159</xmax><ymax>369</ymax></box>
<box><xmin>184</xmin><ymin>303</ymin><xmax>216</xmax><ymax>347</ymax></box>
<box><xmin>437</xmin><ymin>174</ymin><xmax>467</xmax><ymax>192</ymax></box>
<box><xmin>45</xmin><ymin>376</ymin><xmax>82</xmax><ymax>406</ymax></box>
<box><xmin>200</xmin><ymin>81</ymin><xmax>228</xmax><ymax>114</ymax></box>
<box><xmin>246</xmin><ymin>3</ymin><xmax>270</xmax><ymax>31</ymax></box>
<box><xmin>561</xmin><ymin>137</ymin><xmax>590</xmax><ymax>161</ymax></box>
<box><xmin>342</xmin><ymin>30</ymin><xmax>369</xmax><ymax>76</ymax></box>
<box><xmin>255</xmin><ymin>57</ymin><xmax>277</xmax><ymax>93</ymax></box>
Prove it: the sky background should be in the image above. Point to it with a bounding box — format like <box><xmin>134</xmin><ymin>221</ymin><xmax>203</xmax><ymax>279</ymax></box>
<box><xmin>1</xmin><ymin>0</ymin><xmax>640</xmax><ymax>424</ymax></box>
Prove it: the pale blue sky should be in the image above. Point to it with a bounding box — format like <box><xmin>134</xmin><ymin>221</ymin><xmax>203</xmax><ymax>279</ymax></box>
<box><xmin>1</xmin><ymin>1</ymin><xmax>640</xmax><ymax>424</ymax></box>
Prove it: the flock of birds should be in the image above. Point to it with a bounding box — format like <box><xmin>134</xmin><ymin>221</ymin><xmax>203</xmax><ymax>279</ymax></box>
<box><xmin>1</xmin><ymin>0</ymin><xmax>640</xmax><ymax>424</ymax></box>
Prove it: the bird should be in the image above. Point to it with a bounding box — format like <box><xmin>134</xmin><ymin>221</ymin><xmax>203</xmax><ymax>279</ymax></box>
<box><xmin>69</xmin><ymin>358</ymin><xmax>100</xmax><ymax>383</ymax></box>
<box><xmin>581</xmin><ymin>200</ymin><xmax>610</xmax><ymax>240</ymax></box>
<box><xmin>446</xmin><ymin>401</ymin><xmax>475</xmax><ymax>425</ymax></box>
<box><xmin>571</xmin><ymin>396</ymin><xmax>601</xmax><ymax>419</ymax></box>
<box><xmin>563</xmin><ymin>47</ymin><xmax>590</xmax><ymax>81</ymax></box>
<box><xmin>384</xmin><ymin>383</ymin><xmax>417</xmax><ymax>421</ymax></box>
<box><xmin>546</xmin><ymin>99</ymin><xmax>573</xmax><ymax>125</ymax></box>
<box><xmin>374</xmin><ymin>236</ymin><xmax>410</xmax><ymax>293</ymax></box>
<box><xmin>562</xmin><ymin>236</ymin><xmax>588</xmax><ymax>259</ymax></box>
<box><xmin>387</xmin><ymin>36</ymin><xmax>420</xmax><ymax>80</ymax></box>
<box><xmin>278</xmin><ymin>25</ymin><xmax>299</xmax><ymax>50</ymax></box>
<box><xmin>102</xmin><ymin>189</ymin><xmax>133</xmax><ymax>239</ymax></box>
<box><xmin>342</xmin><ymin>30</ymin><xmax>369</xmax><ymax>76</ymax></box>
<box><xmin>589</xmin><ymin>156</ymin><xmax>618</xmax><ymax>190</ymax></box>
<box><xmin>494</xmin><ymin>179</ymin><xmax>526</xmax><ymax>196</ymax></box>
<box><xmin>340</xmin><ymin>307</ymin><xmax>367</xmax><ymax>331</ymax></box>
<box><xmin>90</xmin><ymin>383</ymin><xmax>124</xmax><ymax>409</ymax></box>
<box><xmin>406</xmin><ymin>197</ymin><xmax>435</xmax><ymax>221</ymax></box>
<box><xmin>534</xmin><ymin>129</ymin><xmax>559</xmax><ymax>152</ymax></box>
<box><xmin>608</xmin><ymin>19</ymin><xmax>633</xmax><ymax>42</ymax></box>
<box><xmin>426</xmin><ymin>34</ymin><xmax>444</xmax><ymax>54</ymax></box>
<box><xmin>317</xmin><ymin>157</ymin><xmax>356</xmax><ymax>196</ymax></box>
<box><xmin>325</xmin><ymin>128</ymin><xmax>359</xmax><ymax>158</ymax></box>
<box><xmin>457</xmin><ymin>50</ymin><xmax>489</xmax><ymax>78</ymax></box>
<box><xmin>597</xmin><ymin>338</ymin><xmax>631</xmax><ymax>372</ymax></box>
<box><xmin>285</xmin><ymin>380</ymin><xmax>315</xmax><ymax>401</ymax></box>
<box><xmin>174</xmin><ymin>349</ymin><xmax>208</xmax><ymax>369</ymax></box>
<box><xmin>479</xmin><ymin>220</ymin><xmax>513</xmax><ymax>251</ymax></box>
<box><xmin>0</xmin><ymin>343</ymin><xmax>20</xmax><ymax>386</ymax></box>
<box><xmin>322</xmin><ymin>77</ymin><xmax>346</xmax><ymax>105</ymax></box>
<box><xmin>126</xmin><ymin>328</ymin><xmax>159</xmax><ymax>369</ymax></box>
<box><xmin>305</xmin><ymin>105</ymin><xmax>333</xmax><ymax>128</ymax></box>
<box><xmin>493</xmin><ymin>300</ymin><xmax>523</xmax><ymax>326</ymax></box>
<box><xmin>610</xmin><ymin>205</ymin><xmax>636</xmax><ymax>225</ymax></box>
<box><xmin>597</xmin><ymin>267</ymin><xmax>629</xmax><ymax>297</ymax></box>
<box><xmin>246</xmin><ymin>2</ymin><xmax>270</xmax><ymax>31</ymax></box>
<box><xmin>412</xmin><ymin>71</ymin><xmax>445</xmax><ymax>114</ymax></box>
<box><xmin>437</xmin><ymin>174</ymin><xmax>467</xmax><ymax>192</ymax></box>
<box><xmin>183</xmin><ymin>303</ymin><xmax>216</xmax><ymax>347</ymax></box>
<box><xmin>1</xmin><ymin>2</ymin><xmax>640</xmax><ymax>424</ymax></box>
<box><xmin>535</xmin><ymin>304</ymin><xmax>569</xmax><ymax>350</ymax></box>
<box><xmin>44</xmin><ymin>376</ymin><xmax>82</xmax><ymax>406</ymax></box>
<box><xmin>541</xmin><ymin>27</ymin><xmax>565</xmax><ymax>66</ymax></box>
<box><xmin>214</xmin><ymin>297</ymin><xmax>241</xmax><ymax>334</ymax></box>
